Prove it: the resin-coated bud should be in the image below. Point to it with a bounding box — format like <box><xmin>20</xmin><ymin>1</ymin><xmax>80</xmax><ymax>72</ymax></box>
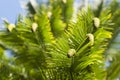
<box><xmin>67</xmin><ymin>49</ymin><xmax>76</xmax><ymax>58</ymax></box>
<box><xmin>32</xmin><ymin>22</ymin><xmax>38</xmax><ymax>32</ymax></box>
<box><xmin>8</xmin><ymin>24</ymin><xmax>15</xmax><ymax>32</ymax></box>
<box><xmin>87</xmin><ymin>33</ymin><xmax>94</xmax><ymax>46</ymax></box>
<box><xmin>62</xmin><ymin>0</ymin><xmax>67</xmax><ymax>3</ymax></box>
<box><xmin>93</xmin><ymin>17</ymin><xmax>100</xmax><ymax>28</ymax></box>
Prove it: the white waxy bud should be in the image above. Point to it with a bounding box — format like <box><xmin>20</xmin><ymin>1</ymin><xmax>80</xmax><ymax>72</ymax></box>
<box><xmin>93</xmin><ymin>17</ymin><xmax>100</xmax><ymax>28</ymax></box>
<box><xmin>62</xmin><ymin>0</ymin><xmax>67</xmax><ymax>3</ymax></box>
<box><xmin>47</xmin><ymin>11</ymin><xmax>52</xmax><ymax>18</ymax></box>
<box><xmin>32</xmin><ymin>22</ymin><xmax>38</xmax><ymax>32</ymax></box>
<box><xmin>86</xmin><ymin>33</ymin><xmax>94</xmax><ymax>46</ymax></box>
<box><xmin>67</xmin><ymin>49</ymin><xmax>76</xmax><ymax>58</ymax></box>
<box><xmin>8</xmin><ymin>24</ymin><xmax>15</xmax><ymax>32</ymax></box>
<box><xmin>9</xmin><ymin>73</ymin><xmax>12</xmax><ymax>77</ymax></box>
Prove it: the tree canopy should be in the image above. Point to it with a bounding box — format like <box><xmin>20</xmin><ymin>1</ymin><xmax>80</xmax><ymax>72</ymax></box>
<box><xmin>0</xmin><ymin>0</ymin><xmax>120</xmax><ymax>80</ymax></box>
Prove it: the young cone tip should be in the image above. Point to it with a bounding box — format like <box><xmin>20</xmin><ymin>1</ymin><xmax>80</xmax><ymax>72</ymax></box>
<box><xmin>62</xmin><ymin>0</ymin><xmax>67</xmax><ymax>3</ymax></box>
<box><xmin>67</xmin><ymin>49</ymin><xmax>76</xmax><ymax>58</ymax></box>
<box><xmin>32</xmin><ymin>22</ymin><xmax>38</xmax><ymax>32</ymax></box>
<box><xmin>93</xmin><ymin>17</ymin><xmax>100</xmax><ymax>28</ymax></box>
<box><xmin>8</xmin><ymin>24</ymin><xmax>15</xmax><ymax>32</ymax></box>
<box><xmin>47</xmin><ymin>11</ymin><xmax>52</xmax><ymax>18</ymax></box>
<box><xmin>86</xmin><ymin>33</ymin><xmax>94</xmax><ymax>46</ymax></box>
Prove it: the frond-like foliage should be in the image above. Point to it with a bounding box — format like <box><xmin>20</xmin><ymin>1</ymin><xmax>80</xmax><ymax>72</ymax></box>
<box><xmin>0</xmin><ymin>0</ymin><xmax>117</xmax><ymax>80</ymax></box>
<box><xmin>50</xmin><ymin>0</ymin><xmax>66</xmax><ymax>37</ymax></box>
<box><xmin>49</xmin><ymin>8</ymin><xmax>112</xmax><ymax>79</ymax></box>
<box><xmin>104</xmin><ymin>0</ymin><xmax>120</xmax><ymax>79</ymax></box>
<box><xmin>0</xmin><ymin>12</ymin><xmax>54</xmax><ymax>69</ymax></box>
<box><xmin>61</xmin><ymin>0</ymin><xmax>74</xmax><ymax>23</ymax></box>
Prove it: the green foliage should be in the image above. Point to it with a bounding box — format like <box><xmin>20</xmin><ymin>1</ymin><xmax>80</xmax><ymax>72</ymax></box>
<box><xmin>104</xmin><ymin>0</ymin><xmax>120</xmax><ymax>80</ymax></box>
<box><xmin>50</xmin><ymin>1</ymin><xmax>66</xmax><ymax>37</ymax></box>
<box><xmin>61</xmin><ymin>0</ymin><xmax>74</xmax><ymax>23</ymax></box>
<box><xmin>0</xmin><ymin>0</ymin><xmax>118</xmax><ymax>80</ymax></box>
<box><xmin>93</xmin><ymin>0</ymin><xmax>104</xmax><ymax>17</ymax></box>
